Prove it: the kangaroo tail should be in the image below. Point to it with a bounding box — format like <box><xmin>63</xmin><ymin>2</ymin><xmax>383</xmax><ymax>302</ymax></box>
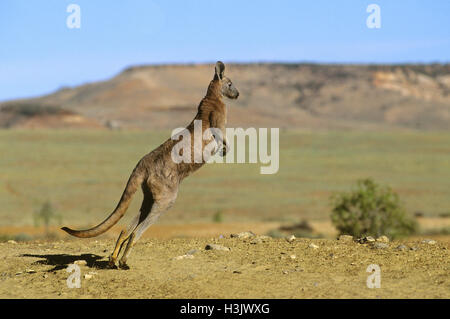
<box><xmin>61</xmin><ymin>169</ymin><xmax>144</xmax><ymax>238</ymax></box>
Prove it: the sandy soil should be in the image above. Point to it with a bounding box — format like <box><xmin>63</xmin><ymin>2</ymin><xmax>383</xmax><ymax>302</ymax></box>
<box><xmin>0</xmin><ymin>234</ymin><xmax>448</xmax><ymax>299</ymax></box>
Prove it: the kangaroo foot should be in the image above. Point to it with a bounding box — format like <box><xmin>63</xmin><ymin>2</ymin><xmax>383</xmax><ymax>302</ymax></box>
<box><xmin>107</xmin><ymin>256</ymin><xmax>118</xmax><ymax>269</ymax></box>
<box><xmin>119</xmin><ymin>260</ymin><xmax>130</xmax><ymax>270</ymax></box>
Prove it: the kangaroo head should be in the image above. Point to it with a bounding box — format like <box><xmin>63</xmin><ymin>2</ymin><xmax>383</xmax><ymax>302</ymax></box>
<box><xmin>215</xmin><ymin>61</ymin><xmax>239</xmax><ymax>100</ymax></box>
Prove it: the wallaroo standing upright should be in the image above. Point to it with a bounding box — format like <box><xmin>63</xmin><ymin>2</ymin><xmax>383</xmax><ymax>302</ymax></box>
<box><xmin>62</xmin><ymin>61</ymin><xmax>239</xmax><ymax>269</ymax></box>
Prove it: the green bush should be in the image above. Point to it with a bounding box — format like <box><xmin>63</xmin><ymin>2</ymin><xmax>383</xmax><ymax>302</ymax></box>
<box><xmin>212</xmin><ymin>210</ymin><xmax>224</xmax><ymax>223</ymax></box>
<box><xmin>330</xmin><ymin>178</ymin><xmax>418</xmax><ymax>239</ymax></box>
<box><xmin>33</xmin><ymin>201</ymin><xmax>62</xmax><ymax>236</ymax></box>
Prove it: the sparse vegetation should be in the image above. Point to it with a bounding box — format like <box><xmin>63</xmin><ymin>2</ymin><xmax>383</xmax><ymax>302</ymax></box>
<box><xmin>212</xmin><ymin>210</ymin><xmax>224</xmax><ymax>223</ymax></box>
<box><xmin>0</xmin><ymin>130</ymin><xmax>450</xmax><ymax>226</ymax></box>
<box><xmin>0</xmin><ymin>233</ymin><xmax>33</xmax><ymax>242</ymax></box>
<box><xmin>1</xmin><ymin>103</ymin><xmax>66</xmax><ymax>117</ymax></box>
<box><xmin>330</xmin><ymin>178</ymin><xmax>418</xmax><ymax>239</ymax></box>
<box><xmin>33</xmin><ymin>201</ymin><xmax>62</xmax><ymax>237</ymax></box>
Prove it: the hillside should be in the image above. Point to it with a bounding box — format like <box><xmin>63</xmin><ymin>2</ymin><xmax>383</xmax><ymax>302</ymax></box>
<box><xmin>1</xmin><ymin>63</ymin><xmax>449</xmax><ymax>130</ymax></box>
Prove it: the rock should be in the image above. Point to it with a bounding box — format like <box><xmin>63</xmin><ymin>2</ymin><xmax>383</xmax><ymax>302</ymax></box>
<box><xmin>231</xmin><ymin>231</ymin><xmax>255</xmax><ymax>239</ymax></box>
<box><xmin>84</xmin><ymin>271</ymin><xmax>97</xmax><ymax>280</ymax></box>
<box><xmin>358</xmin><ymin>236</ymin><xmax>375</xmax><ymax>244</ymax></box>
<box><xmin>7</xmin><ymin>240</ymin><xmax>17</xmax><ymax>244</ymax></box>
<box><xmin>376</xmin><ymin>236</ymin><xmax>390</xmax><ymax>243</ymax></box>
<box><xmin>250</xmin><ymin>238</ymin><xmax>262</xmax><ymax>244</ymax></box>
<box><xmin>338</xmin><ymin>235</ymin><xmax>353</xmax><ymax>243</ymax></box>
<box><xmin>25</xmin><ymin>269</ymin><xmax>36</xmax><ymax>274</ymax></box>
<box><xmin>233</xmin><ymin>270</ymin><xmax>242</xmax><ymax>274</ymax></box>
<box><xmin>289</xmin><ymin>255</ymin><xmax>296</xmax><ymax>259</ymax></box>
<box><xmin>74</xmin><ymin>260</ymin><xmax>87</xmax><ymax>266</ymax></box>
<box><xmin>173</xmin><ymin>254</ymin><xmax>194</xmax><ymax>260</ymax></box>
<box><xmin>282</xmin><ymin>270</ymin><xmax>289</xmax><ymax>274</ymax></box>
<box><xmin>43</xmin><ymin>274</ymin><xmax>48</xmax><ymax>279</ymax></box>
<box><xmin>422</xmin><ymin>239</ymin><xmax>437</xmax><ymax>245</ymax></box>
<box><xmin>373</xmin><ymin>243</ymin><xmax>389</xmax><ymax>249</ymax></box>
<box><xmin>396</xmin><ymin>244</ymin><xmax>408</xmax><ymax>251</ymax></box>
<box><xmin>308</xmin><ymin>243</ymin><xmax>319</xmax><ymax>249</ymax></box>
<box><xmin>285</xmin><ymin>235</ymin><xmax>296</xmax><ymax>243</ymax></box>
<box><xmin>205</xmin><ymin>244</ymin><xmax>230</xmax><ymax>251</ymax></box>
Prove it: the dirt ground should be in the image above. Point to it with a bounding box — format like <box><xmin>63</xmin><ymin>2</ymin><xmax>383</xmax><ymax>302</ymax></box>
<box><xmin>0</xmin><ymin>233</ymin><xmax>448</xmax><ymax>299</ymax></box>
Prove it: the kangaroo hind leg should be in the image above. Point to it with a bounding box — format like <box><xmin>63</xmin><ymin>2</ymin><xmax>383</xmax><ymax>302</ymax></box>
<box><xmin>108</xmin><ymin>186</ymin><xmax>154</xmax><ymax>269</ymax></box>
<box><xmin>118</xmin><ymin>191</ymin><xmax>177</xmax><ymax>270</ymax></box>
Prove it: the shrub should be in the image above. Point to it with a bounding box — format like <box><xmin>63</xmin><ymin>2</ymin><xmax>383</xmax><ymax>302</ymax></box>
<box><xmin>330</xmin><ymin>178</ymin><xmax>418</xmax><ymax>239</ymax></box>
<box><xmin>33</xmin><ymin>201</ymin><xmax>62</xmax><ymax>236</ymax></box>
<box><xmin>212</xmin><ymin>210</ymin><xmax>224</xmax><ymax>223</ymax></box>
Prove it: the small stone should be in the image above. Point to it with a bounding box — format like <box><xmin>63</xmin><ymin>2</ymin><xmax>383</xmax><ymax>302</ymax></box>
<box><xmin>233</xmin><ymin>270</ymin><xmax>242</xmax><ymax>274</ymax></box>
<box><xmin>25</xmin><ymin>269</ymin><xmax>36</xmax><ymax>274</ymax></box>
<box><xmin>282</xmin><ymin>270</ymin><xmax>289</xmax><ymax>274</ymax></box>
<box><xmin>250</xmin><ymin>238</ymin><xmax>262</xmax><ymax>244</ymax></box>
<box><xmin>43</xmin><ymin>274</ymin><xmax>48</xmax><ymax>279</ymax></box>
<box><xmin>7</xmin><ymin>240</ymin><xmax>17</xmax><ymax>244</ymax></box>
<box><xmin>286</xmin><ymin>235</ymin><xmax>296</xmax><ymax>243</ymax></box>
<box><xmin>231</xmin><ymin>231</ymin><xmax>255</xmax><ymax>239</ymax></box>
<box><xmin>410</xmin><ymin>246</ymin><xmax>418</xmax><ymax>251</ymax></box>
<box><xmin>173</xmin><ymin>254</ymin><xmax>194</xmax><ymax>260</ymax></box>
<box><xmin>422</xmin><ymin>239</ymin><xmax>437</xmax><ymax>245</ymax></box>
<box><xmin>308</xmin><ymin>243</ymin><xmax>319</xmax><ymax>249</ymax></box>
<box><xmin>338</xmin><ymin>235</ymin><xmax>354</xmax><ymax>243</ymax></box>
<box><xmin>376</xmin><ymin>236</ymin><xmax>390</xmax><ymax>243</ymax></box>
<box><xmin>373</xmin><ymin>242</ymin><xmax>389</xmax><ymax>249</ymax></box>
<box><xmin>396</xmin><ymin>245</ymin><xmax>408</xmax><ymax>251</ymax></box>
<box><xmin>205</xmin><ymin>244</ymin><xmax>230</xmax><ymax>251</ymax></box>
<box><xmin>358</xmin><ymin>236</ymin><xmax>375</xmax><ymax>244</ymax></box>
<box><xmin>74</xmin><ymin>260</ymin><xmax>87</xmax><ymax>266</ymax></box>
<box><xmin>289</xmin><ymin>255</ymin><xmax>296</xmax><ymax>259</ymax></box>
<box><xmin>84</xmin><ymin>274</ymin><xmax>93</xmax><ymax>280</ymax></box>
<box><xmin>15</xmin><ymin>272</ymin><xmax>23</xmax><ymax>276</ymax></box>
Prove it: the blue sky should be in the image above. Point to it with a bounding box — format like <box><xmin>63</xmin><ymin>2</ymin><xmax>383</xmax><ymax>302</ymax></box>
<box><xmin>0</xmin><ymin>0</ymin><xmax>449</xmax><ymax>101</ymax></box>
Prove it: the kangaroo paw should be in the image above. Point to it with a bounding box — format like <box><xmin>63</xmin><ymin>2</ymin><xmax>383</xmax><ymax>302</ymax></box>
<box><xmin>119</xmin><ymin>260</ymin><xmax>130</xmax><ymax>270</ymax></box>
<box><xmin>107</xmin><ymin>256</ymin><xmax>118</xmax><ymax>269</ymax></box>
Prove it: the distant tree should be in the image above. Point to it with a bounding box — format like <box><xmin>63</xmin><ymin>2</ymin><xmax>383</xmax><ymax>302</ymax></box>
<box><xmin>33</xmin><ymin>201</ymin><xmax>62</xmax><ymax>236</ymax></box>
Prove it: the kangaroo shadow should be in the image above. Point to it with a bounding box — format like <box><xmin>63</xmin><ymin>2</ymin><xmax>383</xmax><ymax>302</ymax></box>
<box><xmin>21</xmin><ymin>253</ymin><xmax>112</xmax><ymax>271</ymax></box>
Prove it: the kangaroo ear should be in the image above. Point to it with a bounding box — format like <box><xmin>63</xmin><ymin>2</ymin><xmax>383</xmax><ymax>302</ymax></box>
<box><xmin>215</xmin><ymin>61</ymin><xmax>225</xmax><ymax>80</ymax></box>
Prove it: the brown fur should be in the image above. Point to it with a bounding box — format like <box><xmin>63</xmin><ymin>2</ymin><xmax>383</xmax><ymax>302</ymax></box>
<box><xmin>61</xmin><ymin>61</ymin><xmax>239</xmax><ymax>269</ymax></box>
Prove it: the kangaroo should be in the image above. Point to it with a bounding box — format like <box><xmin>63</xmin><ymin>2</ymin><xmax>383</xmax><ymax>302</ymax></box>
<box><xmin>62</xmin><ymin>61</ymin><xmax>239</xmax><ymax>269</ymax></box>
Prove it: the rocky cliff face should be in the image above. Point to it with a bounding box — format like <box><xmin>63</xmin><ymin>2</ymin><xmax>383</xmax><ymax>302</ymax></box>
<box><xmin>1</xmin><ymin>63</ymin><xmax>449</xmax><ymax>130</ymax></box>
